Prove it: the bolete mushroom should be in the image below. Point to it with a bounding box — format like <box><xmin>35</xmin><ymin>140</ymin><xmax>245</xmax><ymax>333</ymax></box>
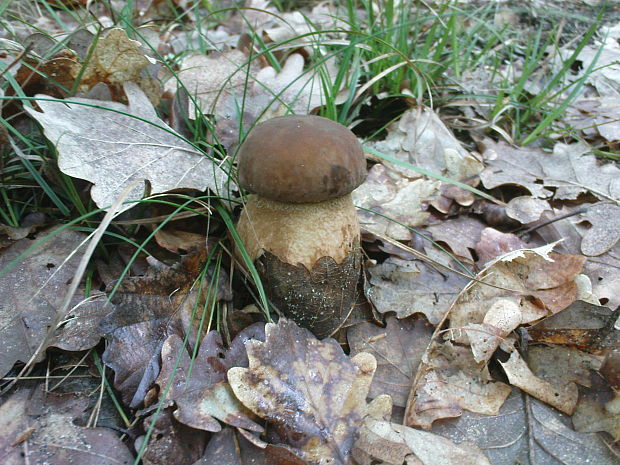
<box><xmin>236</xmin><ymin>115</ymin><xmax>366</xmax><ymax>338</ymax></box>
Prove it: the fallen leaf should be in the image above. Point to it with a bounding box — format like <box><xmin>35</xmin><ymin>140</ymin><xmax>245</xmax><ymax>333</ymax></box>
<box><xmin>0</xmin><ymin>228</ymin><xmax>108</xmax><ymax>378</ymax></box>
<box><xmin>500</xmin><ymin>350</ymin><xmax>579</xmax><ymax>415</ymax></box>
<box><xmin>566</xmin><ymin>97</ymin><xmax>620</xmax><ymax>143</ymax></box>
<box><xmin>526</xmin><ymin>300</ymin><xmax>617</xmax><ymax>352</ymax></box>
<box><xmin>449</xmin><ymin>246</ymin><xmax>585</xmax><ymax>336</ymax></box>
<box><xmin>215</xmin><ymin>53</ymin><xmax>340</xmax><ymax>151</ymax></box>
<box><xmin>193</xmin><ymin>427</ymin><xmax>269</xmax><ymax>465</ymax></box>
<box><xmin>228</xmin><ymin>318</ymin><xmax>376</xmax><ymax>465</ymax></box>
<box><xmin>423</xmin><ymin>216</ymin><xmax>487</xmax><ymax>265</ymax></box>
<box><xmin>170</xmin><ymin>51</ymin><xmax>260</xmax><ymax>118</ymax></box>
<box><xmin>139</xmin><ymin>408</ymin><xmax>207</xmax><ymax>465</ymax></box>
<box><xmin>155</xmin><ymin>325</ymin><xmax>265</xmax><ymax>432</ymax></box>
<box><xmin>480</xmin><ymin>138</ymin><xmax>620</xmax><ymax>225</ymax></box>
<box><xmin>405</xmin><ymin>341</ymin><xmax>511</xmax><ymax>428</ymax></box>
<box><xmin>0</xmin><ymin>386</ymin><xmax>133</xmax><ymax>464</ymax></box>
<box><xmin>26</xmin><ymin>82</ymin><xmax>233</xmax><ymax>211</ymax></box>
<box><xmin>366</xmin><ymin>256</ymin><xmax>469</xmax><ymax>325</ymax></box>
<box><xmin>348</xmin><ymin>316</ymin><xmax>434</xmax><ymax>407</ymax></box>
<box><xmin>102</xmin><ymin>246</ymin><xmax>226</xmax><ymax>406</ymax></box>
<box><xmin>474</xmin><ymin>227</ymin><xmax>529</xmax><ymax>265</ymax></box>
<box><xmin>353</xmin><ymin>164</ymin><xmax>441</xmax><ymax>240</ymax></box>
<box><xmin>525</xmin><ymin>397</ymin><xmax>619</xmax><ymax>464</ymax></box>
<box><xmin>353</xmin><ymin>395</ymin><xmax>492</xmax><ymax>465</ymax></box>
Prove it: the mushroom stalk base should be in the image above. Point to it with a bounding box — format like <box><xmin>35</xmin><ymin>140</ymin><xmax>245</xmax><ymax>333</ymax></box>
<box><xmin>256</xmin><ymin>249</ymin><xmax>361</xmax><ymax>338</ymax></box>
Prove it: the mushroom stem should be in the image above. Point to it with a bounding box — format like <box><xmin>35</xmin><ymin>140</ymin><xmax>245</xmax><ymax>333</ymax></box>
<box><xmin>237</xmin><ymin>194</ymin><xmax>361</xmax><ymax>337</ymax></box>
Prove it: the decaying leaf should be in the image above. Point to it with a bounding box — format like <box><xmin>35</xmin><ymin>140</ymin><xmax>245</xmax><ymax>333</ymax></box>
<box><xmin>366</xmin><ymin>256</ymin><xmax>469</xmax><ymax>325</ymax></box>
<box><xmin>0</xmin><ymin>228</ymin><xmax>108</xmax><ymax>378</ymax></box>
<box><xmin>479</xmin><ymin>138</ymin><xmax>620</xmax><ymax>226</ymax></box>
<box><xmin>500</xmin><ymin>350</ymin><xmax>579</xmax><ymax>415</ymax></box>
<box><xmin>194</xmin><ymin>427</ymin><xmax>269</xmax><ymax>465</ymax></box>
<box><xmin>26</xmin><ymin>82</ymin><xmax>233</xmax><ymax>211</ymax></box>
<box><xmin>102</xmin><ymin>246</ymin><xmax>225</xmax><ymax>407</ymax></box>
<box><xmin>448</xmin><ymin>245</ymin><xmax>585</xmax><ymax>336</ymax></box>
<box><xmin>348</xmin><ymin>316</ymin><xmax>433</xmax><ymax>408</ymax></box>
<box><xmin>353</xmin><ymin>164</ymin><xmax>441</xmax><ymax>240</ymax></box>
<box><xmin>228</xmin><ymin>318</ymin><xmax>376</xmax><ymax>465</ymax></box>
<box><xmin>155</xmin><ymin>325</ymin><xmax>265</xmax><ymax>432</ymax></box>
<box><xmin>405</xmin><ymin>341</ymin><xmax>512</xmax><ymax>429</ymax></box>
<box><xmin>139</xmin><ymin>408</ymin><xmax>207</xmax><ymax>465</ymax></box>
<box><xmin>0</xmin><ymin>387</ymin><xmax>132</xmax><ymax>465</ymax></box>
<box><xmin>353</xmin><ymin>395</ymin><xmax>492</xmax><ymax>465</ymax></box>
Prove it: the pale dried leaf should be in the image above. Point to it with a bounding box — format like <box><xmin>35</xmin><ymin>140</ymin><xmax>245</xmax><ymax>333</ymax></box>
<box><xmin>353</xmin><ymin>396</ymin><xmax>491</xmax><ymax>465</ymax></box>
<box><xmin>500</xmin><ymin>350</ymin><xmax>579</xmax><ymax>415</ymax></box>
<box><xmin>26</xmin><ymin>82</ymin><xmax>232</xmax><ymax>211</ymax></box>
<box><xmin>406</xmin><ymin>342</ymin><xmax>511</xmax><ymax>428</ymax></box>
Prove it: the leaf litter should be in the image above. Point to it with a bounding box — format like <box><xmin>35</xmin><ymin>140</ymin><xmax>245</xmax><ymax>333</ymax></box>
<box><xmin>1</xmin><ymin>2</ymin><xmax>619</xmax><ymax>465</ymax></box>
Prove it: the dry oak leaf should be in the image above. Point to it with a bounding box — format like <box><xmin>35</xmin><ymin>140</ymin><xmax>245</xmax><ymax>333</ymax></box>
<box><xmin>26</xmin><ymin>82</ymin><xmax>232</xmax><ymax>211</ymax></box>
<box><xmin>366</xmin><ymin>256</ymin><xmax>469</xmax><ymax>325</ymax></box>
<box><xmin>348</xmin><ymin>316</ymin><xmax>434</xmax><ymax>407</ymax></box>
<box><xmin>405</xmin><ymin>341</ymin><xmax>511</xmax><ymax>429</ymax></box>
<box><xmin>140</xmin><ymin>408</ymin><xmax>208</xmax><ymax>465</ymax></box>
<box><xmin>353</xmin><ymin>164</ymin><xmax>441</xmax><ymax>241</ymax></box>
<box><xmin>353</xmin><ymin>395</ymin><xmax>491</xmax><ymax>465</ymax></box>
<box><xmin>102</xmin><ymin>246</ymin><xmax>225</xmax><ymax>407</ymax></box>
<box><xmin>78</xmin><ymin>27</ymin><xmax>155</xmax><ymax>96</ymax></box>
<box><xmin>228</xmin><ymin>318</ymin><xmax>377</xmax><ymax>465</ymax></box>
<box><xmin>214</xmin><ymin>53</ymin><xmax>340</xmax><ymax>151</ymax></box>
<box><xmin>0</xmin><ymin>228</ymin><xmax>109</xmax><ymax>378</ymax></box>
<box><xmin>479</xmin><ymin>138</ymin><xmax>620</xmax><ymax>224</ymax></box>
<box><xmin>0</xmin><ymin>387</ymin><xmax>132</xmax><ymax>465</ymax></box>
<box><xmin>170</xmin><ymin>50</ymin><xmax>261</xmax><ymax>118</ymax></box>
<box><xmin>155</xmin><ymin>325</ymin><xmax>265</xmax><ymax>432</ymax></box>
<box><xmin>366</xmin><ymin>106</ymin><xmax>483</xmax><ymax>212</ymax></box>
<box><xmin>448</xmin><ymin>244</ymin><xmax>586</xmax><ymax>339</ymax></box>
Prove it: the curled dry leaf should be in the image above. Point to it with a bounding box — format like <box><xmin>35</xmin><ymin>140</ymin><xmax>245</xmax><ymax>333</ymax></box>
<box><xmin>449</xmin><ymin>245</ymin><xmax>586</xmax><ymax>337</ymax></box>
<box><xmin>26</xmin><ymin>82</ymin><xmax>233</xmax><ymax>211</ymax></box>
<box><xmin>348</xmin><ymin>316</ymin><xmax>434</xmax><ymax>408</ymax></box>
<box><xmin>0</xmin><ymin>387</ymin><xmax>132</xmax><ymax>465</ymax></box>
<box><xmin>228</xmin><ymin>318</ymin><xmax>376</xmax><ymax>465</ymax></box>
<box><xmin>353</xmin><ymin>395</ymin><xmax>491</xmax><ymax>465</ymax></box>
<box><xmin>0</xmin><ymin>228</ymin><xmax>108</xmax><ymax>378</ymax></box>
<box><xmin>366</xmin><ymin>256</ymin><xmax>469</xmax><ymax>325</ymax></box>
<box><xmin>155</xmin><ymin>325</ymin><xmax>265</xmax><ymax>432</ymax></box>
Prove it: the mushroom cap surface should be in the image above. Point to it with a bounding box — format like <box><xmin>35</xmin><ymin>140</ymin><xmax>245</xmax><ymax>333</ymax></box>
<box><xmin>237</xmin><ymin>115</ymin><xmax>366</xmax><ymax>203</ymax></box>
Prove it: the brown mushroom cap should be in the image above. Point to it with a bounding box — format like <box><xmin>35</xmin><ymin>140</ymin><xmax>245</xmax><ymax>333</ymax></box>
<box><xmin>237</xmin><ymin>115</ymin><xmax>366</xmax><ymax>203</ymax></box>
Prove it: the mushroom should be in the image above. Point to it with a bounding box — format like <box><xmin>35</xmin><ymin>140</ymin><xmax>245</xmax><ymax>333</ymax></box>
<box><xmin>236</xmin><ymin>115</ymin><xmax>366</xmax><ymax>338</ymax></box>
